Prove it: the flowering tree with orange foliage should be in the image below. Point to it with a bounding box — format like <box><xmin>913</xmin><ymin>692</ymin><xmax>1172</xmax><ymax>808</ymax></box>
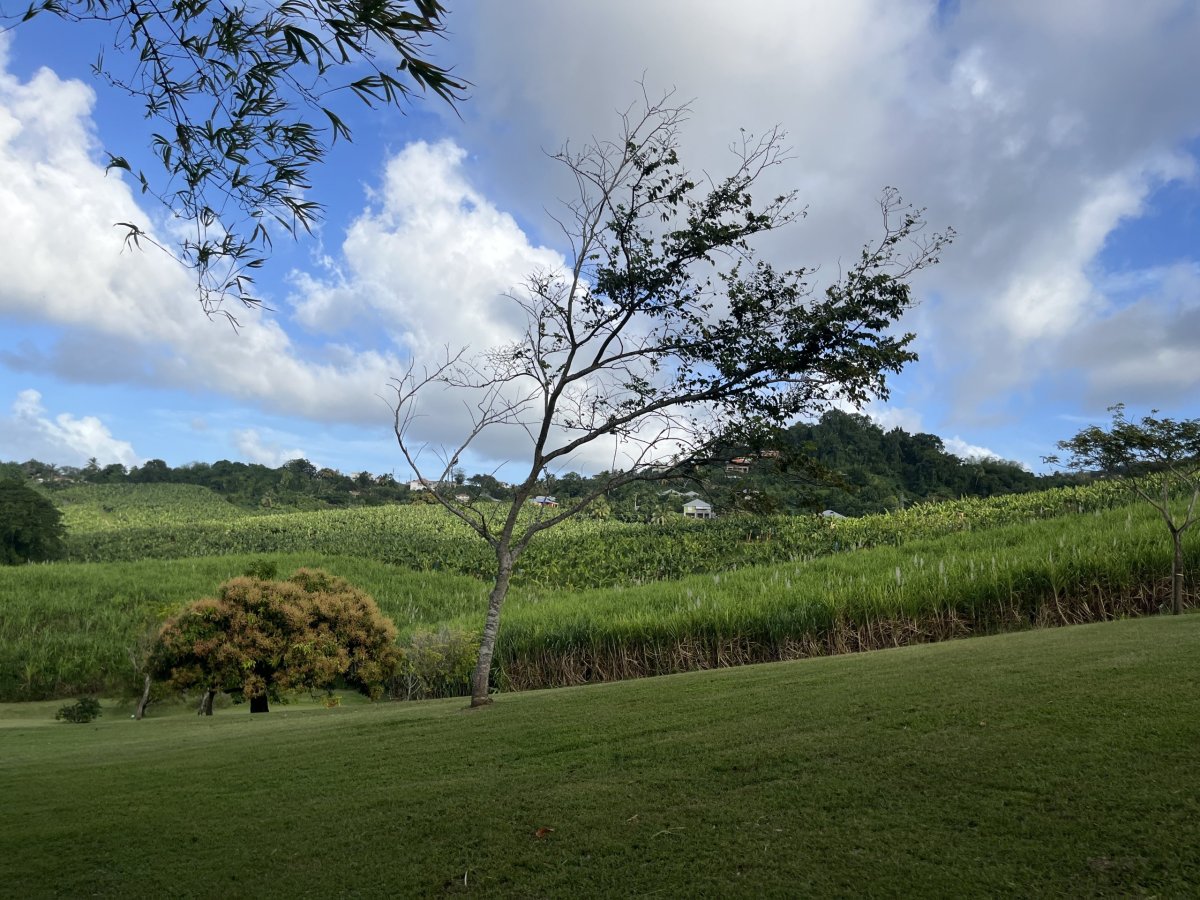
<box><xmin>149</xmin><ymin>569</ymin><xmax>398</xmax><ymax>714</ymax></box>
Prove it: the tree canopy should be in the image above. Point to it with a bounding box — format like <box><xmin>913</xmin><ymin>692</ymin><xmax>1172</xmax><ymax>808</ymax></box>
<box><xmin>5</xmin><ymin>0</ymin><xmax>465</xmax><ymax>318</ymax></box>
<box><xmin>3</xmin><ymin>409</ymin><xmax>1066</xmax><ymax>519</ymax></box>
<box><xmin>1050</xmin><ymin>404</ymin><xmax>1200</xmax><ymax>615</ymax></box>
<box><xmin>393</xmin><ymin>94</ymin><xmax>953</xmax><ymax>706</ymax></box>
<box><xmin>148</xmin><ymin>568</ymin><xmax>399</xmax><ymax>713</ymax></box>
<box><xmin>0</xmin><ymin>479</ymin><xmax>66</xmax><ymax>564</ymax></box>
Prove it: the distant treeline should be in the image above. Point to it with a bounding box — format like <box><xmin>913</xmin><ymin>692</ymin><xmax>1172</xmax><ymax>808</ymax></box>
<box><xmin>2</xmin><ymin>410</ymin><xmax>1080</xmax><ymax>519</ymax></box>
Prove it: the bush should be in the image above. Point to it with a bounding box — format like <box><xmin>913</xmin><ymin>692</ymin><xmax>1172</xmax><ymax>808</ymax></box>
<box><xmin>395</xmin><ymin>628</ymin><xmax>479</xmax><ymax>700</ymax></box>
<box><xmin>242</xmin><ymin>558</ymin><xmax>278</xmax><ymax>580</ymax></box>
<box><xmin>1</xmin><ymin>480</ymin><xmax>66</xmax><ymax>565</ymax></box>
<box><xmin>55</xmin><ymin>697</ymin><xmax>102</xmax><ymax>723</ymax></box>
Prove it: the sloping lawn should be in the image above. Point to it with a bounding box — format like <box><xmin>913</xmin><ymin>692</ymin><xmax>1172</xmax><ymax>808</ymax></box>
<box><xmin>2</xmin><ymin>615</ymin><xmax>1198</xmax><ymax>897</ymax></box>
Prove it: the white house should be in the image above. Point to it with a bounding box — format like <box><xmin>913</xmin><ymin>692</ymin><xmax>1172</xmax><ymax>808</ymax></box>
<box><xmin>682</xmin><ymin>498</ymin><xmax>714</xmax><ymax>519</ymax></box>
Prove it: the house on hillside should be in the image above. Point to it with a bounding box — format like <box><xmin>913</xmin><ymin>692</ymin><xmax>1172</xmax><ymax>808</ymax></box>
<box><xmin>683</xmin><ymin>498</ymin><xmax>714</xmax><ymax>519</ymax></box>
<box><xmin>407</xmin><ymin>478</ymin><xmax>438</xmax><ymax>492</ymax></box>
<box><xmin>530</xmin><ymin>495</ymin><xmax>558</xmax><ymax>508</ymax></box>
<box><xmin>724</xmin><ymin>457</ymin><xmax>752</xmax><ymax>476</ymax></box>
<box><xmin>820</xmin><ymin>509</ymin><xmax>847</xmax><ymax>519</ymax></box>
<box><xmin>660</xmin><ymin>489</ymin><xmax>701</xmax><ymax>500</ymax></box>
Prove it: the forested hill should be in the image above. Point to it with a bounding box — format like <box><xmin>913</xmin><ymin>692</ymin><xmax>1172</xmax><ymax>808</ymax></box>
<box><xmin>1</xmin><ymin>410</ymin><xmax>1076</xmax><ymax>519</ymax></box>
<box><xmin>756</xmin><ymin>410</ymin><xmax>1077</xmax><ymax>516</ymax></box>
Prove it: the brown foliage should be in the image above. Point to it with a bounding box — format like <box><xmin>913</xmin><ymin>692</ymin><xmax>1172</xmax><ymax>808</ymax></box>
<box><xmin>149</xmin><ymin>569</ymin><xmax>398</xmax><ymax>709</ymax></box>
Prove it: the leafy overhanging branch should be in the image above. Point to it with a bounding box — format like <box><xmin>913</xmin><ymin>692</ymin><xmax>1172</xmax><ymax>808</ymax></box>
<box><xmin>5</xmin><ymin>0</ymin><xmax>466</xmax><ymax>321</ymax></box>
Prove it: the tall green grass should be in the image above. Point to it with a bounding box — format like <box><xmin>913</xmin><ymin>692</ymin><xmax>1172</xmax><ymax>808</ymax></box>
<box><xmin>3</xmin><ymin>500</ymin><xmax>1194</xmax><ymax>700</ymax></box>
<box><xmin>54</xmin><ymin>483</ymin><xmax>259</xmax><ymax>530</ymax></box>
<box><xmin>0</xmin><ymin>555</ymin><xmax>485</xmax><ymax>700</ymax></box>
<box><xmin>488</xmin><ymin>503</ymin><xmax>1197</xmax><ymax>689</ymax></box>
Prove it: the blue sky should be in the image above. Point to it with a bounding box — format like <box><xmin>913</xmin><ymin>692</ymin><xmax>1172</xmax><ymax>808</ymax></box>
<box><xmin>1</xmin><ymin>1</ymin><xmax>1199</xmax><ymax>480</ymax></box>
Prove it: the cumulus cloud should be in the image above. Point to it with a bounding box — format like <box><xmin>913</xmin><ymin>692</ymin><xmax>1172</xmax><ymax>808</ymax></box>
<box><xmin>0</xmin><ymin>47</ymin><xmax>403</xmax><ymax>424</ymax></box>
<box><xmin>0</xmin><ymin>44</ymin><xmax>634</xmax><ymax>470</ymax></box>
<box><xmin>2</xmin><ymin>389</ymin><xmax>138</xmax><ymax>466</ymax></box>
<box><xmin>290</xmin><ymin>140</ymin><xmax>565</xmax><ymax>356</ymax></box>
<box><xmin>5</xmin><ymin>4</ymin><xmax>1200</xmax><ymax>472</ymax></box>
<box><xmin>452</xmin><ymin>0</ymin><xmax>1200</xmax><ymax>427</ymax></box>
<box><xmin>943</xmin><ymin>436</ymin><xmax>1007</xmax><ymax>463</ymax></box>
<box><xmin>1064</xmin><ymin>262</ymin><xmax>1200</xmax><ymax>406</ymax></box>
<box><xmin>0</xmin><ymin>49</ymin><xmax>573</xmax><ymax>459</ymax></box>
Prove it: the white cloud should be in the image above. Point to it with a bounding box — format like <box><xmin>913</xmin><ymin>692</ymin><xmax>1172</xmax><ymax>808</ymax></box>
<box><xmin>289</xmin><ymin>140</ymin><xmax>566</xmax><ymax>356</ymax></box>
<box><xmin>943</xmin><ymin>436</ymin><xmax>1006</xmax><ymax>463</ymax></box>
<box><xmin>232</xmin><ymin>429</ymin><xmax>306</xmax><ymax>468</ymax></box>
<box><xmin>0</xmin><ymin>49</ymin><xmax>573</xmax><ymax>455</ymax></box>
<box><xmin>0</xmin><ymin>48</ymin><xmax>413</xmax><ymax>424</ymax></box>
<box><xmin>452</xmin><ymin>0</ymin><xmax>1200</xmax><ymax>427</ymax></box>
<box><xmin>3</xmin><ymin>389</ymin><xmax>138</xmax><ymax>466</ymax></box>
<box><xmin>1064</xmin><ymin>262</ymin><xmax>1200</xmax><ymax>406</ymax></box>
<box><xmin>5</xmin><ymin>5</ymin><xmax>1200</xmax><ymax>472</ymax></box>
<box><xmin>862</xmin><ymin>405</ymin><xmax>926</xmax><ymax>435</ymax></box>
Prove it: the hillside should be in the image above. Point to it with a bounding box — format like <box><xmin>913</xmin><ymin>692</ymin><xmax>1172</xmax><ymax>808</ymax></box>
<box><xmin>4</xmin><ymin>409</ymin><xmax>1079</xmax><ymax>518</ymax></box>
<box><xmin>2</xmin><ymin>616</ymin><xmax>1197</xmax><ymax>897</ymax></box>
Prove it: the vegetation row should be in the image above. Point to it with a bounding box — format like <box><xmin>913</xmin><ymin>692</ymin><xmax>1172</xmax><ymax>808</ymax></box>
<box><xmin>55</xmin><ymin>479</ymin><xmax>1136</xmax><ymax>589</ymax></box>
<box><xmin>2</xmin><ymin>499</ymin><xmax>1194</xmax><ymax>702</ymax></box>
<box><xmin>6</xmin><ymin>408</ymin><xmax>1070</xmax><ymax>517</ymax></box>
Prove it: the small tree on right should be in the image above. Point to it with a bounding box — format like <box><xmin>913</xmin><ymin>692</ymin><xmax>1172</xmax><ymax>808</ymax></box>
<box><xmin>1049</xmin><ymin>404</ymin><xmax>1200</xmax><ymax>615</ymax></box>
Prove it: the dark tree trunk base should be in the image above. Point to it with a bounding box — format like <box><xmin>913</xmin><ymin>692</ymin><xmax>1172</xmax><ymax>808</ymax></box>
<box><xmin>469</xmin><ymin>695</ymin><xmax>494</xmax><ymax>709</ymax></box>
<box><xmin>135</xmin><ymin>674</ymin><xmax>152</xmax><ymax>720</ymax></box>
<box><xmin>198</xmin><ymin>689</ymin><xmax>214</xmax><ymax>716</ymax></box>
<box><xmin>250</xmin><ymin>695</ymin><xmax>269</xmax><ymax>714</ymax></box>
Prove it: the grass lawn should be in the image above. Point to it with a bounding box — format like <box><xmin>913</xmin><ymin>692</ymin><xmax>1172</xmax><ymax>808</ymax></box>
<box><xmin>2</xmin><ymin>615</ymin><xmax>1198</xmax><ymax>897</ymax></box>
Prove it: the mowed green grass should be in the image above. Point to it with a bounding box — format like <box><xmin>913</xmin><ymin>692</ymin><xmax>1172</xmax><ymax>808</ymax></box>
<box><xmin>2</xmin><ymin>615</ymin><xmax>1198</xmax><ymax>898</ymax></box>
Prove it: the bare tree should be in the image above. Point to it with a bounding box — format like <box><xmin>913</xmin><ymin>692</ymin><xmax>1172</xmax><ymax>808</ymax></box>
<box><xmin>1049</xmin><ymin>404</ymin><xmax>1200</xmax><ymax>615</ymax></box>
<box><xmin>392</xmin><ymin>94</ymin><xmax>953</xmax><ymax>707</ymax></box>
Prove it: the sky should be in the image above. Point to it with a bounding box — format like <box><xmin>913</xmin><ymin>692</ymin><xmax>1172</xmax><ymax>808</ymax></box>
<box><xmin>1</xmin><ymin>0</ymin><xmax>1199</xmax><ymax>480</ymax></box>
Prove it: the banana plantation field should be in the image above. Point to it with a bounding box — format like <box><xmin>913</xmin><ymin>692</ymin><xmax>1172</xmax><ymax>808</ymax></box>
<box><xmin>2</xmin><ymin>481</ymin><xmax>1195</xmax><ymax>701</ymax></box>
<box><xmin>57</xmin><ymin>480</ymin><xmax>1133</xmax><ymax>588</ymax></box>
<box><xmin>54</xmin><ymin>483</ymin><xmax>263</xmax><ymax>530</ymax></box>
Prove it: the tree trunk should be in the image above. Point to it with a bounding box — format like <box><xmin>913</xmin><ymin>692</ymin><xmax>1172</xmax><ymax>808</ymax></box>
<box><xmin>250</xmin><ymin>694</ymin><xmax>269</xmax><ymax>713</ymax></box>
<box><xmin>1172</xmin><ymin>531</ymin><xmax>1184</xmax><ymax>615</ymax></box>
<box><xmin>134</xmin><ymin>674</ymin><xmax>152</xmax><ymax>720</ymax></box>
<box><xmin>470</xmin><ymin>551</ymin><xmax>515</xmax><ymax>707</ymax></box>
<box><xmin>198</xmin><ymin>689</ymin><xmax>214</xmax><ymax>716</ymax></box>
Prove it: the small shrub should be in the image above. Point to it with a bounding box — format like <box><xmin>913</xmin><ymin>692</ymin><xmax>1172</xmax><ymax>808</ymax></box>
<box><xmin>242</xmin><ymin>558</ymin><xmax>278</xmax><ymax>580</ymax></box>
<box><xmin>56</xmin><ymin>697</ymin><xmax>102</xmax><ymax>723</ymax></box>
<box><xmin>395</xmin><ymin>628</ymin><xmax>479</xmax><ymax>700</ymax></box>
